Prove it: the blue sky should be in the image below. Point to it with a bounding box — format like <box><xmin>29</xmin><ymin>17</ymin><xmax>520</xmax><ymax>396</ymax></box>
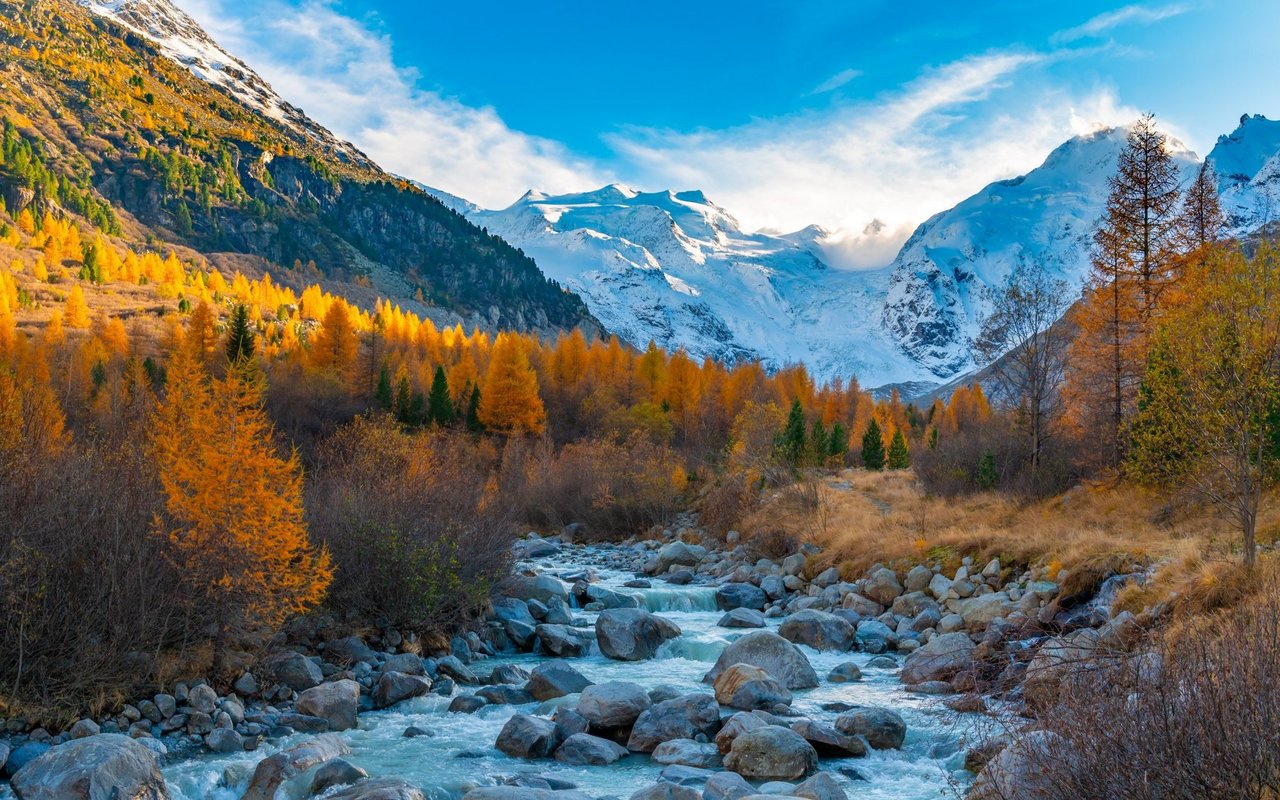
<box><xmin>182</xmin><ymin>0</ymin><xmax>1280</xmax><ymax>266</ymax></box>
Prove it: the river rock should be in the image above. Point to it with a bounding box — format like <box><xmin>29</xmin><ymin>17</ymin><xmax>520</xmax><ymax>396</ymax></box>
<box><xmin>205</xmin><ymin>728</ymin><xmax>244</xmax><ymax>754</ymax></box>
<box><xmin>515</xmin><ymin>537</ymin><xmax>561</xmax><ymax>560</ymax></box>
<box><xmin>778</xmin><ymin>610</ymin><xmax>856</xmax><ymax>651</ymax></box>
<box><xmin>627</xmin><ymin>694</ymin><xmax>721</xmax><ymax>752</ymax></box>
<box><xmin>243</xmin><ymin>733</ymin><xmax>350</xmax><ymax>800</ymax></box>
<box><xmin>327</xmin><ymin>778</ymin><xmax>428</xmax><ymax>800</ymax></box>
<box><xmin>652</xmin><ymin>739</ymin><xmax>722</xmax><ymax>768</ymax></box>
<box><xmin>723</xmin><ymin>726</ymin><xmax>818</xmax><ymax>781</ymax></box>
<box><xmin>584</xmin><ymin>583</ymin><xmax>641</xmax><ymax>610</ymax></box>
<box><xmin>957</xmin><ymin>592</ymin><xmax>1016</xmax><ymax>628</ymax></box>
<box><xmin>596</xmin><ymin>608</ymin><xmax>681</xmax><ymax>661</ymax></box>
<box><xmin>324</xmin><ymin>636</ymin><xmax>377</xmax><ymax>667</ymax></box>
<box><xmin>464</xmin><ymin>789</ymin><xmax>591</xmax><ymax>800</ymax></box>
<box><xmin>703</xmin><ymin>631</ymin><xmax>819</xmax><ymax>690</ymax></box>
<box><xmin>834</xmin><ymin>708</ymin><xmax>906</xmax><ymax>750</ymax></box>
<box><xmin>186</xmin><ymin>684</ymin><xmax>217</xmax><ymax>715</ymax></box>
<box><xmin>477</xmin><ymin>685</ymin><xmax>535</xmax><ymax>705</ymax></box>
<box><xmin>263</xmin><ymin>650</ymin><xmax>323</xmax><ymax>691</ymax></box>
<box><xmin>718</xmin><ymin>607</ymin><xmax>766</xmax><ymax>628</ymax></box>
<box><xmin>295</xmin><ymin>679</ymin><xmax>360</xmax><ymax>731</ymax></box>
<box><xmin>310</xmin><ymin>758</ymin><xmax>368</xmax><ymax>794</ymax></box>
<box><xmin>553</xmin><ymin>733</ymin><xmax>629</xmax><ymax>765</ymax></box>
<box><xmin>630</xmin><ymin>784</ymin><xmax>701</xmax><ymax>800</ymax></box>
<box><xmin>966</xmin><ymin>730</ymin><xmax>1065</xmax><ymax>800</ymax></box>
<box><xmin>1024</xmin><ymin>629</ymin><xmax>1099</xmax><ymax>712</ymax></box>
<box><xmin>489</xmin><ymin>664</ymin><xmax>530</xmax><ymax>685</ymax></box>
<box><xmin>900</xmin><ymin>631</ymin><xmax>976</xmax><ymax>684</ymax></box>
<box><xmin>506</xmin><ymin>575</ymin><xmax>570</xmax><ymax>604</ymax></box>
<box><xmin>526</xmin><ymin>661</ymin><xmax>593</xmax><ymax>700</ymax></box>
<box><xmin>862</xmin><ymin>567</ymin><xmax>903</xmax><ymax>605</ymax></box>
<box><xmin>789</xmin><ymin>719</ymin><xmax>867</xmax><ymax>758</ymax></box>
<box><xmin>827</xmin><ymin>662</ymin><xmax>862</xmax><ymax>683</ymax></box>
<box><xmin>373</xmin><ymin>671</ymin><xmax>432</xmax><ymax>709</ymax></box>
<box><xmin>703</xmin><ymin>771</ymin><xmax>755</xmax><ymax>800</ymax></box>
<box><xmin>496</xmin><ymin>714</ymin><xmax>560</xmax><ymax>759</ymax></box>
<box><xmin>904</xmin><ymin>565</ymin><xmax>933</xmax><ymax>593</ymax></box>
<box><xmin>654</xmin><ymin>541</ymin><xmax>704</xmax><ymax>573</ymax></box>
<box><xmin>447</xmin><ymin>695</ymin><xmax>487</xmax><ymax>713</ymax></box>
<box><xmin>577</xmin><ymin>681</ymin><xmax>651</xmax><ymax>729</ymax></box>
<box><xmin>10</xmin><ymin>734</ymin><xmax>169</xmax><ymax>800</ymax></box>
<box><xmin>68</xmin><ymin>719</ymin><xmax>100</xmax><ymax>739</ymax></box>
<box><xmin>794</xmin><ymin>772</ymin><xmax>847</xmax><ymax>800</ymax></box>
<box><xmin>535</xmin><ymin>625</ymin><xmax>592</xmax><ymax>658</ymax></box>
<box><xmin>716</xmin><ymin>583</ymin><xmax>768</xmax><ymax>611</ymax></box>
<box><xmin>854</xmin><ymin>620</ymin><xmax>895</xmax><ymax>654</ymax></box>
<box><xmin>713</xmin><ymin>664</ymin><xmax>792</xmax><ymax>710</ymax></box>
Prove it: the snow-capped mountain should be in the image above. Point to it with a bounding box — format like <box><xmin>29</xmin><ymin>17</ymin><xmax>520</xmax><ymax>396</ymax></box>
<box><xmin>881</xmin><ymin>126</ymin><xmax>1200</xmax><ymax>377</ymax></box>
<box><xmin>76</xmin><ymin>0</ymin><xmax>371</xmax><ymax>167</ymax></box>
<box><xmin>442</xmin><ymin>185</ymin><xmax>925</xmax><ymax>385</ymax></box>
<box><xmin>1209</xmin><ymin>114</ymin><xmax>1280</xmax><ymax>233</ymax></box>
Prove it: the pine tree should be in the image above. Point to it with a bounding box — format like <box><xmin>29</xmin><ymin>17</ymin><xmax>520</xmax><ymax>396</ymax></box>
<box><xmin>465</xmin><ymin>383</ymin><xmax>482</xmax><ymax>432</ymax></box>
<box><xmin>374</xmin><ymin>362</ymin><xmax>393</xmax><ymax>410</ymax></box>
<box><xmin>928</xmin><ymin>426</ymin><xmax>939</xmax><ymax>450</ymax></box>
<box><xmin>224</xmin><ymin>304</ymin><xmax>255</xmax><ymax>366</ymax></box>
<box><xmin>861</xmin><ymin>418</ymin><xmax>885</xmax><ymax>471</ymax></box>
<box><xmin>828</xmin><ymin>422</ymin><xmax>847</xmax><ymax>460</ymax></box>
<box><xmin>809</xmin><ymin>418</ymin><xmax>827</xmax><ymax>465</ymax></box>
<box><xmin>1177</xmin><ymin>161</ymin><xmax>1226</xmax><ymax>253</ymax></box>
<box><xmin>427</xmin><ymin>365</ymin><xmax>454</xmax><ymax>426</ymax></box>
<box><xmin>777</xmin><ymin>398</ymin><xmax>806</xmax><ymax>466</ymax></box>
<box><xmin>887</xmin><ymin>428</ymin><xmax>911</xmax><ymax>470</ymax></box>
<box><xmin>977</xmin><ymin>451</ymin><xmax>998</xmax><ymax>489</ymax></box>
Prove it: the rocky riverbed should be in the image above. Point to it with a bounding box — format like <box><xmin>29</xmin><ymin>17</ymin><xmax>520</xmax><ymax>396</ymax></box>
<box><xmin>0</xmin><ymin>516</ymin><xmax>1152</xmax><ymax>800</ymax></box>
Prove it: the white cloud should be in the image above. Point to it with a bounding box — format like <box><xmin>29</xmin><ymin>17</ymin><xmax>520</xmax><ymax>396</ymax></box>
<box><xmin>605</xmin><ymin>52</ymin><xmax>1140</xmax><ymax>268</ymax></box>
<box><xmin>177</xmin><ymin>0</ymin><xmax>606</xmax><ymax>207</ymax></box>
<box><xmin>810</xmin><ymin>68</ymin><xmax>862</xmax><ymax>95</ymax></box>
<box><xmin>1053</xmin><ymin>3</ymin><xmax>1191</xmax><ymax>44</ymax></box>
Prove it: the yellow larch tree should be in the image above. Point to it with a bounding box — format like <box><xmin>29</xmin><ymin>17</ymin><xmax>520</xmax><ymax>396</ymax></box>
<box><xmin>479</xmin><ymin>332</ymin><xmax>546</xmax><ymax>435</ymax></box>
<box><xmin>65</xmin><ymin>284</ymin><xmax>90</xmax><ymax>328</ymax></box>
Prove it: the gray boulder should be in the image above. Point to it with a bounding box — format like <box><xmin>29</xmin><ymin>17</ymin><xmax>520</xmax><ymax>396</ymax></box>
<box><xmin>553</xmin><ymin>733</ymin><xmax>629</xmax><ymax>766</ymax></box>
<box><xmin>712</xmin><ymin>664</ymin><xmax>792</xmax><ymax>710</ymax></box>
<box><xmin>295</xmin><ymin>679</ymin><xmax>360</xmax><ymax>731</ymax></box>
<box><xmin>526</xmin><ymin>661</ymin><xmax>592</xmax><ymax>701</ymax></box>
<box><xmin>654</xmin><ymin>541</ymin><xmax>704</xmax><ymax>573</ymax></box>
<box><xmin>703</xmin><ymin>631</ymin><xmax>819</xmax><ymax>689</ymax></box>
<box><xmin>827</xmin><ymin>662</ymin><xmax>862</xmax><ymax>683</ymax></box>
<box><xmin>506</xmin><ymin>575</ymin><xmax>570</xmax><ymax>604</ymax></box>
<box><xmin>834</xmin><ymin>708</ymin><xmax>906</xmax><ymax>750</ymax></box>
<box><xmin>794</xmin><ymin>772</ymin><xmax>848</xmax><ymax>800</ymax></box>
<box><xmin>967</xmin><ymin>730</ymin><xmax>1065</xmax><ymax>800</ymax></box>
<box><xmin>716</xmin><ymin>583</ymin><xmax>768</xmax><ymax>611</ymax></box>
<box><xmin>630</xmin><ymin>784</ymin><xmax>701</xmax><ymax>800</ymax></box>
<box><xmin>723</xmin><ymin>725</ymin><xmax>818</xmax><ymax>781</ymax></box>
<box><xmin>778</xmin><ymin>610</ymin><xmax>856</xmax><ymax>651</ymax></box>
<box><xmin>789</xmin><ymin>719</ymin><xmax>867</xmax><ymax>758</ymax></box>
<box><xmin>310</xmin><ymin>758</ymin><xmax>368</xmax><ymax>794</ymax></box>
<box><xmin>495</xmin><ymin>714</ymin><xmax>560</xmax><ymax>759</ymax></box>
<box><xmin>718</xmin><ymin>607</ymin><xmax>766</xmax><ymax>628</ymax></box>
<box><xmin>900</xmin><ymin>631</ymin><xmax>976</xmax><ymax>684</ymax></box>
<box><xmin>651</xmin><ymin>739</ymin><xmax>722</xmax><ymax>768</ymax></box>
<box><xmin>327</xmin><ymin>778</ymin><xmax>427</xmax><ymax>800</ymax></box>
<box><xmin>10</xmin><ymin>734</ymin><xmax>168</xmax><ymax>800</ymax></box>
<box><xmin>243</xmin><ymin>733</ymin><xmax>351</xmax><ymax>800</ymax></box>
<box><xmin>863</xmin><ymin>567</ymin><xmax>904</xmax><ymax>605</ymax></box>
<box><xmin>263</xmin><ymin>650</ymin><xmax>323</xmax><ymax>691</ymax></box>
<box><xmin>596</xmin><ymin>609</ymin><xmax>681</xmax><ymax>661</ymax></box>
<box><xmin>576</xmin><ymin>681</ymin><xmax>651</xmax><ymax>729</ymax></box>
<box><xmin>905</xmin><ymin>565</ymin><xmax>933</xmax><ymax>593</ymax></box>
<box><xmin>854</xmin><ymin>620</ymin><xmax>895</xmax><ymax>654</ymax></box>
<box><xmin>626</xmin><ymin>693</ymin><xmax>721</xmax><ymax>752</ymax></box>
<box><xmin>324</xmin><ymin>636</ymin><xmax>377</xmax><ymax>667</ymax></box>
<box><xmin>204</xmin><ymin>728</ymin><xmax>243</xmax><ymax>754</ymax></box>
<box><xmin>703</xmin><ymin>771</ymin><xmax>754</xmax><ymax>800</ymax></box>
<box><xmin>957</xmin><ymin>592</ymin><xmax>1016</xmax><ymax>628</ymax></box>
<box><xmin>373</xmin><ymin>671</ymin><xmax>432</xmax><ymax>709</ymax></box>
<box><xmin>464</xmin><ymin>790</ymin><xmax>590</xmax><ymax>800</ymax></box>
<box><xmin>535</xmin><ymin>625</ymin><xmax>592</xmax><ymax>658</ymax></box>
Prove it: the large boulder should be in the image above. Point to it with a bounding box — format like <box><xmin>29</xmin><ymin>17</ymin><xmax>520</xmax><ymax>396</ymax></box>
<box><xmin>862</xmin><ymin>567</ymin><xmax>904</xmax><ymax>605</ymax></box>
<box><xmin>957</xmin><ymin>593</ymin><xmax>1017</xmax><ymax>628</ymax></box>
<box><xmin>505</xmin><ymin>575</ymin><xmax>570</xmax><ymax>604</ymax></box>
<box><xmin>652</xmin><ymin>739</ymin><xmax>722</xmax><ymax>769</ymax></box>
<box><xmin>703</xmin><ymin>631</ymin><xmax>819</xmax><ymax>690</ymax></box>
<box><xmin>626</xmin><ymin>694</ymin><xmax>721</xmax><ymax>752</ymax></box>
<box><xmin>854</xmin><ymin>619</ymin><xmax>896</xmax><ymax>654</ymax></box>
<box><xmin>553</xmin><ymin>733</ymin><xmax>629</xmax><ymax>766</ymax></box>
<box><xmin>712</xmin><ymin>664</ymin><xmax>792</xmax><ymax>710</ymax></box>
<box><xmin>535</xmin><ymin>625</ymin><xmax>593</xmax><ymax>658</ymax></box>
<box><xmin>495</xmin><ymin>714</ymin><xmax>560</xmax><ymax>759</ymax></box>
<box><xmin>310</xmin><ymin>758</ymin><xmax>369</xmax><ymax>795</ymax></box>
<box><xmin>630</xmin><ymin>784</ymin><xmax>701</xmax><ymax>800</ymax></box>
<box><xmin>244</xmin><ymin>734</ymin><xmax>350</xmax><ymax>800</ymax></box>
<box><xmin>10</xmin><ymin>734</ymin><xmax>169</xmax><ymax>800</ymax></box>
<box><xmin>703</xmin><ymin>771</ymin><xmax>754</xmax><ymax>800</ymax></box>
<box><xmin>900</xmin><ymin>632</ymin><xmax>976</xmax><ymax>685</ymax></box>
<box><xmin>596</xmin><ymin>609</ymin><xmax>681</xmax><ymax>661</ymax></box>
<box><xmin>794</xmin><ymin>772</ymin><xmax>848</xmax><ymax>800</ymax></box>
<box><xmin>526</xmin><ymin>661</ymin><xmax>593</xmax><ymax>701</ymax></box>
<box><xmin>262</xmin><ymin>650</ymin><xmax>323</xmax><ymax>691</ymax></box>
<box><xmin>716</xmin><ymin>583</ymin><xmax>768</xmax><ymax>611</ymax></box>
<box><xmin>323</xmin><ymin>636</ymin><xmax>378</xmax><ymax>666</ymax></box>
<box><xmin>834</xmin><ymin>708</ymin><xmax>906</xmax><ymax>750</ymax></box>
<box><xmin>723</xmin><ymin>725</ymin><xmax>818</xmax><ymax>781</ymax></box>
<box><xmin>373</xmin><ymin>671</ymin><xmax>432</xmax><ymax>709</ymax></box>
<box><xmin>967</xmin><ymin>731</ymin><xmax>1065</xmax><ymax>800</ymax></box>
<box><xmin>654</xmin><ymin>541</ymin><xmax>704</xmax><ymax>573</ymax></box>
<box><xmin>789</xmin><ymin>719</ymin><xmax>867</xmax><ymax>758</ymax></box>
<box><xmin>778</xmin><ymin>610</ymin><xmax>855</xmax><ymax>651</ymax></box>
<box><xmin>576</xmin><ymin>681</ymin><xmax>651</xmax><ymax>729</ymax></box>
<box><xmin>296</xmin><ymin>679</ymin><xmax>360</xmax><ymax>731</ymax></box>
<box><xmin>718</xmin><ymin>608</ymin><xmax>766</xmax><ymax>629</ymax></box>
<box><xmin>464</xmin><ymin>790</ymin><xmax>591</xmax><ymax>800</ymax></box>
<box><xmin>1024</xmin><ymin>630</ymin><xmax>1099</xmax><ymax>712</ymax></box>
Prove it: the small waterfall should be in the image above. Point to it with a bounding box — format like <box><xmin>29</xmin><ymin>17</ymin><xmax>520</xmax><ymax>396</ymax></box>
<box><xmin>622</xmin><ymin>586</ymin><xmax>719</xmax><ymax>613</ymax></box>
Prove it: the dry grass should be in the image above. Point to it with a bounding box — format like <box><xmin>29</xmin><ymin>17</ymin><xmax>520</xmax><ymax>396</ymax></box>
<box><xmin>756</xmin><ymin>468</ymin><xmax>1280</xmax><ymax>616</ymax></box>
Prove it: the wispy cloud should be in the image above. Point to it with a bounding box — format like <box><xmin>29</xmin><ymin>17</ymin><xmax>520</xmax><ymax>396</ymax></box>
<box><xmin>810</xmin><ymin>68</ymin><xmax>862</xmax><ymax>95</ymax></box>
<box><xmin>179</xmin><ymin>0</ymin><xmax>606</xmax><ymax>207</ymax></box>
<box><xmin>1053</xmin><ymin>3</ymin><xmax>1191</xmax><ymax>44</ymax></box>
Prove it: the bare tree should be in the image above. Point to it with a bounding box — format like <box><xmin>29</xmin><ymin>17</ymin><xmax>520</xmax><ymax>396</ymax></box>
<box><xmin>976</xmin><ymin>263</ymin><xmax>1071</xmax><ymax>473</ymax></box>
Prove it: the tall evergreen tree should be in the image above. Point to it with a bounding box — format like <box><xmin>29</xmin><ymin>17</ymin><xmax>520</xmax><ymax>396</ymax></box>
<box><xmin>861</xmin><ymin>418</ymin><xmax>885</xmax><ymax>471</ymax></box>
<box><xmin>427</xmin><ymin>365</ymin><xmax>454</xmax><ymax>426</ymax></box>
<box><xmin>465</xmin><ymin>383</ymin><xmax>482</xmax><ymax>432</ymax></box>
<box><xmin>777</xmin><ymin>399</ymin><xmax>806</xmax><ymax>466</ymax></box>
<box><xmin>887</xmin><ymin>429</ymin><xmax>911</xmax><ymax>470</ymax></box>
<box><xmin>374</xmin><ymin>362</ymin><xmax>393</xmax><ymax>410</ymax></box>
<box><xmin>828</xmin><ymin>422</ymin><xmax>847</xmax><ymax>461</ymax></box>
<box><xmin>809</xmin><ymin>419</ymin><xmax>827</xmax><ymax>465</ymax></box>
<box><xmin>224</xmin><ymin>304</ymin><xmax>255</xmax><ymax>366</ymax></box>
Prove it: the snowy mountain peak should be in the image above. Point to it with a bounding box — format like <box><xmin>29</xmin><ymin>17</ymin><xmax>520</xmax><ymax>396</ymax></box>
<box><xmin>75</xmin><ymin>0</ymin><xmax>370</xmax><ymax>167</ymax></box>
<box><xmin>1208</xmin><ymin>114</ymin><xmax>1280</xmax><ymax>232</ymax></box>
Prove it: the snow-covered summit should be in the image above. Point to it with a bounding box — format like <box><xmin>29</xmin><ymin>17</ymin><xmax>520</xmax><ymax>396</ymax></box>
<box><xmin>1208</xmin><ymin>114</ymin><xmax>1280</xmax><ymax>232</ymax></box>
<box><xmin>76</xmin><ymin>0</ymin><xmax>370</xmax><ymax>166</ymax></box>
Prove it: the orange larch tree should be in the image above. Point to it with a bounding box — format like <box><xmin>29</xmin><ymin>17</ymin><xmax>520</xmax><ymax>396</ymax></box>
<box><xmin>479</xmin><ymin>332</ymin><xmax>546</xmax><ymax>436</ymax></box>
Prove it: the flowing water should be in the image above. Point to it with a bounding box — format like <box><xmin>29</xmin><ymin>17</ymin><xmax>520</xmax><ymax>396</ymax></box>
<box><xmin>156</xmin><ymin>547</ymin><xmax>976</xmax><ymax>799</ymax></box>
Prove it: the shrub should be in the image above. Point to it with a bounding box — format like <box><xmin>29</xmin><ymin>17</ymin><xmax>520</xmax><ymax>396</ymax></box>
<box><xmin>306</xmin><ymin>415</ymin><xmax>513</xmax><ymax>630</ymax></box>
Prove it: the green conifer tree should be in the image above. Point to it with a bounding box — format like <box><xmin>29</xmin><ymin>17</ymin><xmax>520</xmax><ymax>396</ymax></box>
<box><xmin>374</xmin><ymin>362</ymin><xmax>393</xmax><ymax>410</ymax></box>
<box><xmin>829</xmin><ymin>422</ymin><xmax>847</xmax><ymax>461</ymax></box>
<box><xmin>861</xmin><ymin>419</ymin><xmax>886</xmax><ymax>471</ymax></box>
<box><xmin>465</xmin><ymin>383</ymin><xmax>482</xmax><ymax>432</ymax></box>
<box><xmin>427</xmin><ymin>365</ymin><xmax>454</xmax><ymax>426</ymax></box>
<box><xmin>224</xmin><ymin>304</ymin><xmax>256</xmax><ymax>366</ymax></box>
<box><xmin>776</xmin><ymin>399</ymin><xmax>807</xmax><ymax>466</ymax></box>
<box><xmin>977</xmin><ymin>451</ymin><xmax>998</xmax><ymax>489</ymax></box>
<box><xmin>887</xmin><ymin>429</ymin><xmax>911</xmax><ymax>469</ymax></box>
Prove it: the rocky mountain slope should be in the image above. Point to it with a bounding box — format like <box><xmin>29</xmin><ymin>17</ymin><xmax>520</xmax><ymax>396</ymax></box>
<box><xmin>1209</xmin><ymin>113</ymin><xmax>1280</xmax><ymax>234</ymax></box>
<box><xmin>0</xmin><ymin>0</ymin><xmax>594</xmax><ymax>334</ymax></box>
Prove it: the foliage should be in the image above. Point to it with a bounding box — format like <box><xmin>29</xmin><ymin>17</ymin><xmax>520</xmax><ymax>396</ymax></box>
<box><xmin>861</xmin><ymin>418</ymin><xmax>886</xmax><ymax>470</ymax></box>
<box><xmin>887</xmin><ymin>428</ymin><xmax>911</xmax><ymax>470</ymax></box>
